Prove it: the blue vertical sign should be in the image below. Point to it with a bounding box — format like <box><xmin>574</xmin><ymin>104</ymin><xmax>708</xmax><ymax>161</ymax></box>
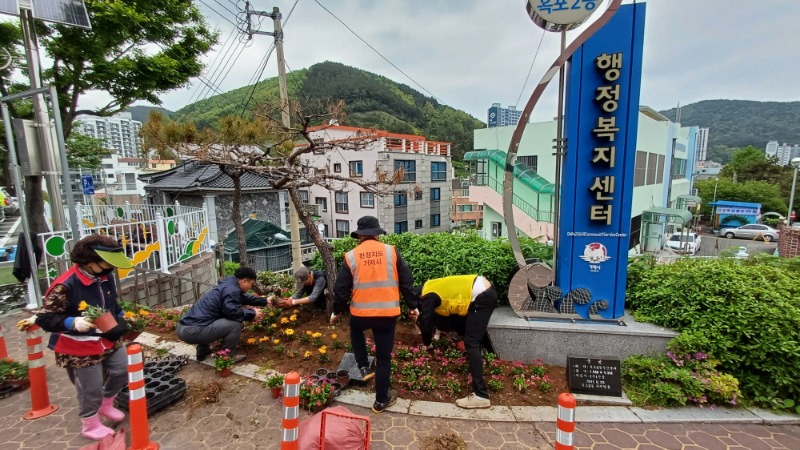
<box><xmin>488</xmin><ymin>105</ymin><xmax>499</xmax><ymax>128</ymax></box>
<box><xmin>81</xmin><ymin>175</ymin><xmax>95</xmax><ymax>195</ymax></box>
<box><xmin>557</xmin><ymin>4</ymin><xmax>646</xmax><ymax>319</ymax></box>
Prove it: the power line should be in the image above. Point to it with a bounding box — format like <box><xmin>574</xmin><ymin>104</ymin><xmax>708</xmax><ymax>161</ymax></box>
<box><xmin>312</xmin><ymin>0</ymin><xmax>444</xmax><ymax>104</ymax></box>
<box><xmin>515</xmin><ymin>29</ymin><xmax>547</xmax><ymax>109</ymax></box>
<box><xmin>197</xmin><ymin>0</ymin><xmax>238</xmax><ymax>27</ymax></box>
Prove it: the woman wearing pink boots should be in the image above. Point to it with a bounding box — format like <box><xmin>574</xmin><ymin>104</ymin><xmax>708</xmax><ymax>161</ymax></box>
<box><xmin>33</xmin><ymin>235</ymin><xmax>134</xmax><ymax>441</ymax></box>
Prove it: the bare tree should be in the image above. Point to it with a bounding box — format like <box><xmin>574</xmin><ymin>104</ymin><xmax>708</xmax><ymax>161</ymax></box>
<box><xmin>142</xmin><ymin>101</ymin><xmax>404</xmax><ymax>313</ymax></box>
<box><xmin>141</xmin><ymin>113</ymin><xmax>270</xmax><ymax>266</ymax></box>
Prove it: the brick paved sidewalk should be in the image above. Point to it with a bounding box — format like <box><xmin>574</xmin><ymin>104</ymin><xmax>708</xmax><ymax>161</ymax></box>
<box><xmin>2</xmin><ymin>311</ymin><xmax>799</xmax><ymax>449</ymax></box>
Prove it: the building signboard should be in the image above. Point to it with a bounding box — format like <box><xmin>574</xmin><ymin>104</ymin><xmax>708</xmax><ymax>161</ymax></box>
<box><xmin>526</xmin><ymin>0</ymin><xmax>606</xmax><ymax>32</ymax></box>
<box><xmin>556</xmin><ymin>3</ymin><xmax>645</xmax><ymax>319</ymax></box>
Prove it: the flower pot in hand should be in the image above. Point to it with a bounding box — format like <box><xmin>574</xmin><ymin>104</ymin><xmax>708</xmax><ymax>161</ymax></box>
<box><xmin>92</xmin><ymin>312</ymin><xmax>118</xmax><ymax>333</ymax></box>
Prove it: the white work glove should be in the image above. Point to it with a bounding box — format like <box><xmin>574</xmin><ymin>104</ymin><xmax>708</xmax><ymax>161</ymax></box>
<box><xmin>330</xmin><ymin>313</ymin><xmax>340</xmax><ymax>326</ymax></box>
<box><xmin>73</xmin><ymin>317</ymin><xmax>96</xmax><ymax>333</ymax></box>
<box><xmin>408</xmin><ymin>308</ymin><xmax>420</xmax><ymax>323</ymax></box>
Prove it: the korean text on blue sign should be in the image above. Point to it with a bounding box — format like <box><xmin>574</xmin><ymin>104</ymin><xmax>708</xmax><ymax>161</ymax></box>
<box><xmin>556</xmin><ymin>3</ymin><xmax>646</xmax><ymax>319</ymax></box>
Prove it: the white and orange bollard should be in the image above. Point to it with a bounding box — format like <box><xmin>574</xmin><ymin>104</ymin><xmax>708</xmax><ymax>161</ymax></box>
<box><xmin>555</xmin><ymin>392</ymin><xmax>576</xmax><ymax>450</ymax></box>
<box><xmin>127</xmin><ymin>343</ymin><xmax>159</xmax><ymax>450</ymax></box>
<box><xmin>22</xmin><ymin>324</ymin><xmax>59</xmax><ymax>420</ymax></box>
<box><xmin>0</xmin><ymin>323</ymin><xmax>8</xmax><ymax>359</ymax></box>
<box><xmin>281</xmin><ymin>371</ymin><xmax>301</xmax><ymax>450</ymax></box>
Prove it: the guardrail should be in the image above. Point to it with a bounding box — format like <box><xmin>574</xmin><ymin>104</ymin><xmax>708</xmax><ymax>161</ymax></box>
<box><xmin>40</xmin><ymin>204</ymin><xmax>211</xmax><ymax>285</ymax></box>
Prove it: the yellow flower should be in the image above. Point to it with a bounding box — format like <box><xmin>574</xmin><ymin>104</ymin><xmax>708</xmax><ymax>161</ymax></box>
<box><xmin>273</xmin><ymin>339</ymin><xmax>280</xmax><ymax>345</ymax></box>
<box><xmin>259</xmin><ymin>337</ymin><xmax>269</xmax><ymax>343</ymax></box>
<box><xmin>304</xmin><ymin>350</ymin><xmax>312</xmax><ymax>358</ymax></box>
<box><xmin>331</xmin><ymin>334</ymin><xmax>338</xmax><ymax>340</ymax></box>
<box><xmin>306</xmin><ymin>330</ymin><xmax>313</xmax><ymax>336</ymax></box>
<box><xmin>124</xmin><ymin>311</ymin><xmax>135</xmax><ymax>319</ymax></box>
<box><xmin>280</xmin><ymin>317</ymin><xmax>289</xmax><ymax>324</ymax></box>
<box><xmin>289</xmin><ymin>314</ymin><xmax>297</xmax><ymax>321</ymax></box>
<box><xmin>138</xmin><ymin>309</ymin><xmax>149</xmax><ymax>317</ymax></box>
<box><xmin>318</xmin><ymin>347</ymin><xmax>327</xmax><ymax>354</ymax></box>
<box><xmin>284</xmin><ymin>329</ymin><xmax>294</xmax><ymax>336</ymax></box>
<box><xmin>246</xmin><ymin>338</ymin><xmax>257</xmax><ymax>344</ymax></box>
<box><xmin>269</xmin><ymin>311</ymin><xmax>275</xmax><ymax>317</ymax></box>
<box><xmin>78</xmin><ymin>301</ymin><xmax>88</xmax><ymax>311</ymax></box>
<box><xmin>312</xmin><ymin>332</ymin><xmax>322</xmax><ymax>339</ymax></box>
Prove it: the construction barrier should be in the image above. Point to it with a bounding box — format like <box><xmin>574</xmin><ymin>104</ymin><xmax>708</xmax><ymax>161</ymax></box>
<box><xmin>555</xmin><ymin>392</ymin><xmax>576</xmax><ymax>450</ymax></box>
<box><xmin>127</xmin><ymin>343</ymin><xmax>159</xmax><ymax>450</ymax></box>
<box><xmin>22</xmin><ymin>325</ymin><xmax>59</xmax><ymax>420</ymax></box>
<box><xmin>281</xmin><ymin>371</ymin><xmax>301</xmax><ymax>450</ymax></box>
<box><xmin>0</xmin><ymin>323</ymin><xmax>8</xmax><ymax>359</ymax></box>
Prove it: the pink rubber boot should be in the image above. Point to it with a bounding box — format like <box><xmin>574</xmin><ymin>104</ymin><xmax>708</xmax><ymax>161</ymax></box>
<box><xmin>98</xmin><ymin>397</ymin><xmax>125</xmax><ymax>422</ymax></box>
<box><xmin>81</xmin><ymin>415</ymin><xmax>115</xmax><ymax>441</ymax></box>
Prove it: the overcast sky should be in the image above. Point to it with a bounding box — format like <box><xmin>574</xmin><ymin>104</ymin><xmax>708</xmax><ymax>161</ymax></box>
<box><xmin>98</xmin><ymin>0</ymin><xmax>800</xmax><ymax>124</ymax></box>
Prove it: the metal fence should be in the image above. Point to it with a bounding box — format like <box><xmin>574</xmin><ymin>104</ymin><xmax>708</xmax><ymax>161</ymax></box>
<box><xmin>40</xmin><ymin>203</ymin><xmax>211</xmax><ymax>285</ymax></box>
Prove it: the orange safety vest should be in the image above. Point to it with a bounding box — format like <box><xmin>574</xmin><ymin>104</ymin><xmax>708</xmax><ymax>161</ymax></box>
<box><xmin>345</xmin><ymin>239</ymin><xmax>401</xmax><ymax>317</ymax></box>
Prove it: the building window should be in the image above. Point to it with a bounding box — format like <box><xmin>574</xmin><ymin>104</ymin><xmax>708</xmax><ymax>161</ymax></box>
<box><xmin>430</xmin><ymin>188</ymin><xmax>441</xmax><ymax>202</ymax></box>
<box><xmin>335</xmin><ymin>191</ymin><xmax>349</xmax><ymax>213</ymax></box>
<box><xmin>335</xmin><ymin>220</ymin><xmax>349</xmax><ymax>238</ymax></box>
<box><xmin>634</xmin><ymin>151</ymin><xmax>647</xmax><ymax>187</ymax></box>
<box><xmin>415</xmin><ymin>190</ymin><xmax>422</xmax><ymax>200</ymax></box>
<box><xmin>394</xmin><ymin>221</ymin><xmax>408</xmax><ymax>234</ymax></box>
<box><xmin>360</xmin><ymin>192</ymin><xmax>374</xmax><ymax>208</ymax></box>
<box><xmin>646</xmin><ymin>153</ymin><xmax>658</xmax><ymax>186</ymax></box>
<box><xmin>457</xmin><ymin>205</ymin><xmax>474</xmax><ymax>212</ymax></box>
<box><xmin>394</xmin><ymin>191</ymin><xmax>408</xmax><ymax>207</ymax></box>
<box><xmin>656</xmin><ymin>155</ymin><xmax>665</xmax><ymax>184</ymax></box>
<box><xmin>518</xmin><ymin>155</ymin><xmax>538</xmax><ymax>172</ymax></box>
<box><xmin>299</xmin><ymin>190</ymin><xmax>309</xmax><ymax>204</ymax></box>
<box><xmin>315</xmin><ymin>197</ymin><xmax>327</xmax><ymax>212</ymax></box>
<box><xmin>349</xmin><ymin>161</ymin><xmax>363</xmax><ymax>177</ymax></box>
<box><xmin>333</xmin><ymin>163</ymin><xmax>342</xmax><ymax>173</ymax></box>
<box><xmin>431</xmin><ymin>162</ymin><xmax>447</xmax><ymax>181</ymax></box>
<box><xmin>415</xmin><ymin>219</ymin><xmax>423</xmax><ymax>229</ymax></box>
<box><xmin>431</xmin><ymin>214</ymin><xmax>441</xmax><ymax>227</ymax></box>
<box><xmin>394</xmin><ymin>160</ymin><xmax>416</xmax><ymax>182</ymax></box>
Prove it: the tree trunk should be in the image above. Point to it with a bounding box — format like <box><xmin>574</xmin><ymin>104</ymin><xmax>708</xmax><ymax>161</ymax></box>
<box><xmin>287</xmin><ymin>187</ymin><xmax>337</xmax><ymax>315</ymax></box>
<box><xmin>230</xmin><ymin>172</ymin><xmax>248</xmax><ymax>267</ymax></box>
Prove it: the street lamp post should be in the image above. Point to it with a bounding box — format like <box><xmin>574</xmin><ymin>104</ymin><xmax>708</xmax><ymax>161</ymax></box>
<box><xmin>787</xmin><ymin>157</ymin><xmax>800</xmax><ymax>226</ymax></box>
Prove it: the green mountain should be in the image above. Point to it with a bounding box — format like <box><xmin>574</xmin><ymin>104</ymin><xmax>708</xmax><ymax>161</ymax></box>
<box><xmin>659</xmin><ymin>100</ymin><xmax>800</xmax><ymax>149</ymax></box>
<box><xmin>174</xmin><ymin>61</ymin><xmax>486</xmax><ymax>160</ymax></box>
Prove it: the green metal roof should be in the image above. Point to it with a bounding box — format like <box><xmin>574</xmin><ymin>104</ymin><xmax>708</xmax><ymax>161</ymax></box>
<box><xmin>642</xmin><ymin>207</ymin><xmax>693</xmax><ymax>224</ymax></box>
<box><xmin>464</xmin><ymin>149</ymin><xmax>555</xmax><ymax>194</ymax></box>
<box><xmin>223</xmin><ymin>219</ymin><xmax>291</xmax><ymax>254</ymax></box>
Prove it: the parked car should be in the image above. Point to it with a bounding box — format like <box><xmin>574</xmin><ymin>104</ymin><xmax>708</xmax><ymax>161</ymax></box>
<box><xmin>664</xmin><ymin>233</ymin><xmax>701</xmax><ymax>254</ymax></box>
<box><xmin>720</xmin><ymin>224</ymin><xmax>779</xmax><ymax>242</ymax></box>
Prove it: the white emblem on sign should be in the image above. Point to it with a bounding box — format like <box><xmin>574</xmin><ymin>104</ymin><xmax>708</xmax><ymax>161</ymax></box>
<box><xmin>579</xmin><ymin>242</ymin><xmax>611</xmax><ymax>263</ymax></box>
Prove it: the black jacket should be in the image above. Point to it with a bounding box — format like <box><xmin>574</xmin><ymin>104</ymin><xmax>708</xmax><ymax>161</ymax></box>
<box><xmin>179</xmin><ymin>276</ymin><xmax>267</xmax><ymax>327</ymax></box>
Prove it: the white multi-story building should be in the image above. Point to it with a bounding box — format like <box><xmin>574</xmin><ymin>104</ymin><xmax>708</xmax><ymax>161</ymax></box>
<box><xmin>487</xmin><ymin>103</ymin><xmax>523</xmax><ymax>128</ymax></box>
<box><xmin>303</xmin><ymin>125</ymin><xmax>452</xmax><ymax>238</ymax></box>
<box><xmin>696</xmin><ymin>127</ymin><xmax>709</xmax><ymax>161</ymax></box>
<box><xmin>766</xmin><ymin>140</ymin><xmax>779</xmax><ymax>159</ymax></box>
<box><xmin>772</xmin><ymin>142</ymin><xmax>800</xmax><ymax>166</ymax></box>
<box><xmin>75</xmin><ymin>112</ymin><xmax>143</xmax><ymax>158</ymax></box>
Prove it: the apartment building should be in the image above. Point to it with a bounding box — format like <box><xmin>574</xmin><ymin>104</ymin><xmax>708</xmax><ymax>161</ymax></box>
<box><xmin>75</xmin><ymin>112</ymin><xmax>143</xmax><ymax>158</ymax></box>
<box><xmin>451</xmin><ymin>178</ymin><xmax>483</xmax><ymax>228</ymax></box>
<box><xmin>488</xmin><ymin>103</ymin><xmax>523</xmax><ymax>128</ymax></box>
<box><xmin>303</xmin><ymin>125</ymin><xmax>452</xmax><ymax>238</ymax></box>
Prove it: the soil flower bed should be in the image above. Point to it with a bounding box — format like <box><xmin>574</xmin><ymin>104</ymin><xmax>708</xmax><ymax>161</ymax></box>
<box><xmin>144</xmin><ymin>304</ymin><xmax>568</xmax><ymax>407</ymax></box>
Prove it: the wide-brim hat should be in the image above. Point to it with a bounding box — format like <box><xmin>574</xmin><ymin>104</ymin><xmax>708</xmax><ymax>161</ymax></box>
<box><xmin>350</xmin><ymin>215</ymin><xmax>387</xmax><ymax>239</ymax></box>
<box><xmin>92</xmin><ymin>244</ymin><xmax>134</xmax><ymax>269</ymax></box>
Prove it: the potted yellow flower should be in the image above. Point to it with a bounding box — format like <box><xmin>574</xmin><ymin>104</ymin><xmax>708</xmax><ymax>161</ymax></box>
<box><xmin>77</xmin><ymin>301</ymin><xmax>117</xmax><ymax>333</ymax></box>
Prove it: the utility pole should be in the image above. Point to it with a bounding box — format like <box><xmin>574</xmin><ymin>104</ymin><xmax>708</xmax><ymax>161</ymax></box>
<box><xmin>21</xmin><ymin>9</ymin><xmax>68</xmax><ymax>232</ymax></box>
<box><xmin>244</xmin><ymin>3</ymin><xmax>303</xmax><ymax>270</ymax></box>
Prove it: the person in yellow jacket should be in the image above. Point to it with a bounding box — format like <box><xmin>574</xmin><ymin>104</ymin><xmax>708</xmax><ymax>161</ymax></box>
<box><xmin>331</xmin><ymin>216</ymin><xmax>419</xmax><ymax>414</ymax></box>
<box><xmin>416</xmin><ymin>274</ymin><xmax>498</xmax><ymax>409</ymax></box>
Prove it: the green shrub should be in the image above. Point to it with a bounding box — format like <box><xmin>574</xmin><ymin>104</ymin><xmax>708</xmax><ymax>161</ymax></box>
<box><xmin>308</xmin><ymin>231</ymin><xmax>552</xmax><ymax>304</ymax></box>
<box><xmin>626</xmin><ymin>257</ymin><xmax>800</xmax><ymax>412</ymax></box>
<box><xmin>224</xmin><ymin>261</ymin><xmax>240</xmax><ymax>276</ymax></box>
